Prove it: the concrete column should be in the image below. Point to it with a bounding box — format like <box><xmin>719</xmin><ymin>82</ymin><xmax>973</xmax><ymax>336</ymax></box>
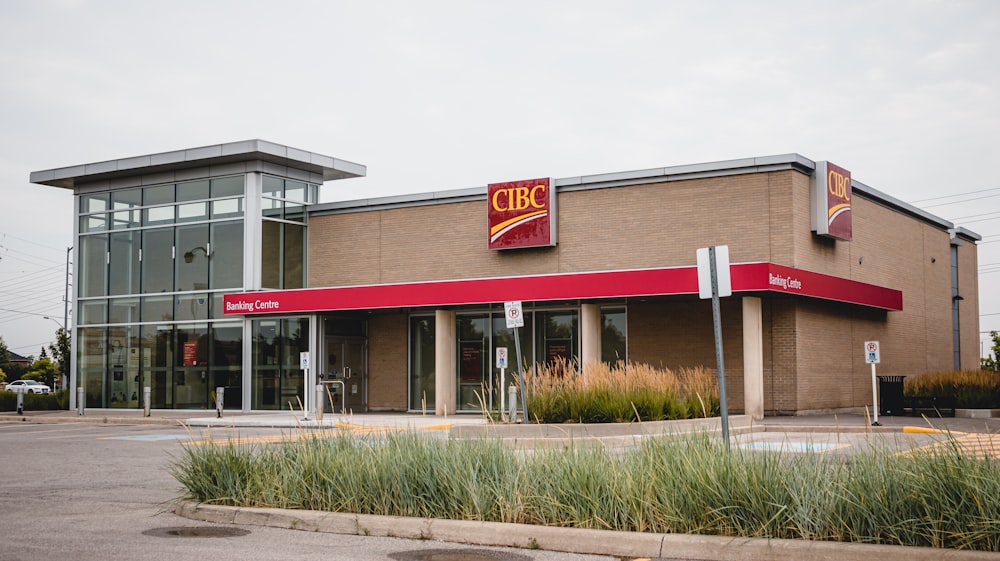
<box><xmin>580</xmin><ymin>304</ymin><xmax>602</xmax><ymax>369</ymax></box>
<box><xmin>434</xmin><ymin>310</ymin><xmax>456</xmax><ymax>415</ymax></box>
<box><xmin>742</xmin><ymin>296</ymin><xmax>764</xmax><ymax>420</ymax></box>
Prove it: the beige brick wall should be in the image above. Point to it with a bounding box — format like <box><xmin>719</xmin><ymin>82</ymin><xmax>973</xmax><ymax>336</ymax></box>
<box><xmin>307</xmin><ymin>167</ymin><xmax>979</xmax><ymax>414</ymax></box>
<box><xmin>367</xmin><ymin>312</ymin><xmax>408</xmax><ymax>411</ymax></box>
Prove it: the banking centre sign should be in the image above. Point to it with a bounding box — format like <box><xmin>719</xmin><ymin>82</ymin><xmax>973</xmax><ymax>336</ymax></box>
<box><xmin>222</xmin><ymin>262</ymin><xmax>902</xmax><ymax>316</ymax></box>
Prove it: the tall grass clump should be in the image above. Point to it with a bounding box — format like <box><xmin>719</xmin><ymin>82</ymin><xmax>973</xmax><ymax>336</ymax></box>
<box><xmin>522</xmin><ymin>361</ymin><xmax>718</xmax><ymax>423</ymax></box>
<box><xmin>905</xmin><ymin>370</ymin><xmax>1000</xmax><ymax>409</ymax></box>
<box><xmin>172</xmin><ymin>430</ymin><xmax>1000</xmax><ymax>551</ymax></box>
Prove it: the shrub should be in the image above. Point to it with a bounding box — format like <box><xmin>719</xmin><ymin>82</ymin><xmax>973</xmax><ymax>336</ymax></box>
<box><xmin>0</xmin><ymin>389</ymin><xmax>68</xmax><ymax>412</ymax></box>
<box><xmin>522</xmin><ymin>361</ymin><xmax>719</xmax><ymax>423</ymax></box>
<box><xmin>905</xmin><ymin>370</ymin><xmax>1000</xmax><ymax>409</ymax></box>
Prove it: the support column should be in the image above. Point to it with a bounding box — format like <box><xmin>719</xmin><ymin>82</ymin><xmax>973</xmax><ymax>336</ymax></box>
<box><xmin>742</xmin><ymin>296</ymin><xmax>764</xmax><ymax>420</ymax></box>
<box><xmin>580</xmin><ymin>304</ymin><xmax>602</xmax><ymax>369</ymax></box>
<box><xmin>434</xmin><ymin>310</ymin><xmax>456</xmax><ymax>416</ymax></box>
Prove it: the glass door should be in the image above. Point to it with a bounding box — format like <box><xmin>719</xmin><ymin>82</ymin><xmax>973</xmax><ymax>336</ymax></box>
<box><xmin>324</xmin><ymin>337</ymin><xmax>367</xmax><ymax>413</ymax></box>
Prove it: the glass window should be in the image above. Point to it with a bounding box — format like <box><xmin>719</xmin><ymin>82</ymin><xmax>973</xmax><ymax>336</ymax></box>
<box><xmin>175</xmin><ymin>323</ymin><xmax>210</xmax><ymax>408</ymax></box>
<box><xmin>492</xmin><ymin>312</ymin><xmax>533</xmax><ymax>371</ymax></box>
<box><xmin>80</xmin><ymin>214</ymin><xmax>108</xmax><ymax>233</ymax></box>
<box><xmin>110</xmin><ymin>209</ymin><xmax>140</xmax><ymax>230</ymax></box>
<box><xmin>211</xmin><ymin>176</ymin><xmax>244</xmax><ymax>198</ymax></box>
<box><xmin>144</xmin><ymin>205</ymin><xmax>174</xmax><ymax>225</ymax></box>
<box><xmin>409</xmin><ymin>316</ymin><xmax>435</xmax><ymax>411</ymax></box>
<box><xmin>174</xmin><ymin>293</ymin><xmax>209</xmax><ymax>321</ymax></box>
<box><xmin>141</xmin><ymin>228</ymin><xmax>173</xmax><ymax>294</ymax></box>
<box><xmin>77</xmin><ymin>327</ymin><xmax>106</xmax><ymax>408</ymax></box>
<box><xmin>143</xmin><ymin>184</ymin><xmax>174</xmax><ymax>206</ymax></box>
<box><xmin>211</xmin><ymin>322</ymin><xmax>243</xmax><ymax>410</ymax></box>
<box><xmin>536</xmin><ymin>310</ymin><xmax>579</xmax><ymax>370</ymax></box>
<box><xmin>141</xmin><ymin>295</ymin><xmax>174</xmax><ymax>323</ymax></box>
<box><xmin>109</xmin><ymin>231</ymin><xmax>140</xmax><ymax>295</ymax></box>
<box><xmin>176</xmin><ymin>180</ymin><xmax>209</xmax><ymax>202</ymax></box>
<box><xmin>175</xmin><ymin>224</ymin><xmax>209</xmax><ymax>292</ymax></box>
<box><xmin>262</xmin><ymin>175</ymin><xmax>283</xmax><ymax>198</ymax></box>
<box><xmin>79</xmin><ymin>234</ymin><xmax>108</xmax><ymax>298</ymax></box>
<box><xmin>108</xmin><ymin>297</ymin><xmax>140</xmax><ymax>324</ymax></box>
<box><xmin>457</xmin><ymin>315</ymin><xmax>488</xmax><ymax>411</ymax></box>
<box><xmin>210</xmin><ymin>221</ymin><xmax>243</xmax><ymax>289</ymax></box>
<box><xmin>78</xmin><ymin>299</ymin><xmax>107</xmax><ymax>325</ymax></box>
<box><xmin>284</xmin><ymin>181</ymin><xmax>306</xmax><ymax>203</ymax></box>
<box><xmin>211</xmin><ymin>198</ymin><xmax>243</xmax><ymax>219</ymax></box>
<box><xmin>111</xmin><ymin>188</ymin><xmax>142</xmax><ymax>209</ymax></box>
<box><xmin>80</xmin><ymin>193</ymin><xmax>109</xmax><ymax>213</ymax></box>
<box><xmin>176</xmin><ymin>202</ymin><xmax>209</xmax><ymax>223</ymax></box>
<box><xmin>601</xmin><ymin>308</ymin><xmax>627</xmax><ymax>364</ymax></box>
<box><xmin>107</xmin><ymin>326</ymin><xmax>140</xmax><ymax>409</ymax></box>
<box><xmin>141</xmin><ymin>324</ymin><xmax>174</xmax><ymax>409</ymax></box>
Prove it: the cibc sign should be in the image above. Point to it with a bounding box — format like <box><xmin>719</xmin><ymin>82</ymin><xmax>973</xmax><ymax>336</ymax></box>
<box><xmin>487</xmin><ymin>178</ymin><xmax>557</xmax><ymax>250</ymax></box>
<box><xmin>811</xmin><ymin>161</ymin><xmax>852</xmax><ymax>241</ymax></box>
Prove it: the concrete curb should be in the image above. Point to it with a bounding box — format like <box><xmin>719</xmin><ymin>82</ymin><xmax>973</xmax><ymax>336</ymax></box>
<box><xmin>174</xmin><ymin>501</ymin><xmax>999</xmax><ymax>561</ymax></box>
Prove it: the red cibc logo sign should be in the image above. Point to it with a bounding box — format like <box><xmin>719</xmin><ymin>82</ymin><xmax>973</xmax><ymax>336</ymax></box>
<box><xmin>487</xmin><ymin>178</ymin><xmax>557</xmax><ymax>250</ymax></box>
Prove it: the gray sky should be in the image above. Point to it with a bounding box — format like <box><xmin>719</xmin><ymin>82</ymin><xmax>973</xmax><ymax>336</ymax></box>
<box><xmin>1</xmin><ymin>0</ymin><xmax>998</xmax><ymax>360</ymax></box>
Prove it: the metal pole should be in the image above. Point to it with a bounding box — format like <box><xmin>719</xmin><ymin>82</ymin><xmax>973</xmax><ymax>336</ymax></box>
<box><xmin>512</xmin><ymin>326</ymin><xmax>528</xmax><ymax>423</ymax></box>
<box><xmin>316</xmin><ymin>384</ymin><xmax>324</xmax><ymax>423</ymax></box>
<box><xmin>215</xmin><ymin>386</ymin><xmax>224</xmax><ymax>418</ymax></box>
<box><xmin>709</xmin><ymin>247</ymin><xmax>731</xmax><ymax>450</ymax></box>
<box><xmin>77</xmin><ymin>387</ymin><xmax>84</xmax><ymax>415</ymax></box>
<box><xmin>143</xmin><ymin>386</ymin><xmax>151</xmax><ymax>417</ymax></box>
<box><xmin>16</xmin><ymin>389</ymin><xmax>24</xmax><ymax>415</ymax></box>
<box><xmin>870</xmin><ymin>363</ymin><xmax>880</xmax><ymax>426</ymax></box>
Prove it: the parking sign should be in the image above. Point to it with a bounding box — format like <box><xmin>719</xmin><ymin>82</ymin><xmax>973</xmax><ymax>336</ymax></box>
<box><xmin>864</xmin><ymin>341</ymin><xmax>880</xmax><ymax>364</ymax></box>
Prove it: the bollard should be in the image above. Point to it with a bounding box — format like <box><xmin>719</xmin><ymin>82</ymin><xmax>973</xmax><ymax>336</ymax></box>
<box><xmin>143</xmin><ymin>386</ymin><xmax>151</xmax><ymax>417</ymax></box>
<box><xmin>215</xmin><ymin>386</ymin><xmax>224</xmax><ymax>418</ymax></box>
<box><xmin>507</xmin><ymin>384</ymin><xmax>518</xmax><ymax>423</ymax></box>
<box><xmin>77</xmin><ymin>387</ymin><xmax>84</xmax><ymax>416</ymax></box>
<box><xmin>316</xmin><ymin>384</ymin><xmax>325</xmax><ymax>423</ymax></box>
<box><xmin>15</xmin><ymin>389</ymin><xmax>24</xmax><ymax>415</ymax></box>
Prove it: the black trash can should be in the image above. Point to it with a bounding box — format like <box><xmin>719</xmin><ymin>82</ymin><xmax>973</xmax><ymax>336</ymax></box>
<box><xmin>878</xmin><ymin>375</ymin><xmax>906</xmax><ymax>416</ymax></box>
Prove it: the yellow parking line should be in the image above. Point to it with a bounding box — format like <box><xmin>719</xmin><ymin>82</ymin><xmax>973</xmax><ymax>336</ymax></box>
<box><xmin>902</xmin><ymin>426</ymin><xmax>963</xmax><ymax>435</ymax></box>
<box><xmin>902</xmin><ymin>433</ymin><xmax>1000</xmax><ymax>459</ymax></box>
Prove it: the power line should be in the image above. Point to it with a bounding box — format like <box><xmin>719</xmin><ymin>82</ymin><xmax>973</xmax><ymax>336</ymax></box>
<box><xmin>0</xmin><ymin>231</ymin><xmax>71</xmax><ymax>254</ymax></box>
<box><xmin>910</xmin><ymin>187</ymin><xmax>1000</xmax><ymax>205</ymax></box>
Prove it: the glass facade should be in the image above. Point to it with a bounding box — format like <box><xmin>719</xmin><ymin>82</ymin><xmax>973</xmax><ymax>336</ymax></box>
<box><xmin>74</xmin><ymin>173</ymin><xmax>319</xmax><ymax>410</ymax></box>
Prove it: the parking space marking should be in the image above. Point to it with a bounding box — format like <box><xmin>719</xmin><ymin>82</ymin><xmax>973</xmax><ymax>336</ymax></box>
<box><xmin>737</xmin><ymin>441</ymin><xmax>848</xmax><ymax>453</ymax></box>
<box><xmin>905</xmin><ymin>433</ymin><xmax>1000</xmax><ymax>459</ymax></box>
<box><xmin>104</xmin><ymin>434</ymin><xmax>193</xmax><ymax>441</ymax></box>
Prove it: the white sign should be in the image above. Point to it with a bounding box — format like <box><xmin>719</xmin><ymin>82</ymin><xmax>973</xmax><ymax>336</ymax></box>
<box><xmin>864</xmin><ymin>341</ymin><xmax>880</xmax><ymax>364</ymax></box>
<box><xmin>300</xmin><ymin>351</ymin><xmax>310</xmax><ymax>369</ymax></box>
<box><xmin>504</xmin><ymin>301</ymin><xmax>525</xmax><ymax>328</ymax></box>
<box><xmin>496</xmin><ymin>347</ymin><xmax>508</xmax><ymax>369</ymax></box>
<box><xmin>696</xmin><ymin>245</ymin><xmax>732</xmax><ymax>299</ymax></box>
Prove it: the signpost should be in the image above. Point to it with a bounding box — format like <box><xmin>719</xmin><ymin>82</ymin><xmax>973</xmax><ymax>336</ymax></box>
<box><xmin>697</xmin><ymin>246</ymin><xmax>732</xmax><ymax>450</ymax></box>
<box><xmin>865</xmin><ymin>340</ymin><xmax>881</xmax><ymax>426</ymax></box>
<box><xmin>504</xmin><ymin>301</ymin><xmax>528</xmax><ymax>422</ymax></box>
<box><xmin>495</xmin><ymin>347</ymin><xmax>508</xmax><ymax>418</ymax></box>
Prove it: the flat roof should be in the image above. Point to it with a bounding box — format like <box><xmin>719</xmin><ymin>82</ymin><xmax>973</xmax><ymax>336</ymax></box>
<box><xmin>29</xmin><ymin>139</ymin><xmax>366</xmax><ymax>189</ymax></box>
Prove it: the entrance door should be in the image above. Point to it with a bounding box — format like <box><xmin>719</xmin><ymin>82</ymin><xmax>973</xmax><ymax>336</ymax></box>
<box><xmin>324</xmin><ymin>337</ymin><xmax>367</xmax><ymax>413</ymax></box>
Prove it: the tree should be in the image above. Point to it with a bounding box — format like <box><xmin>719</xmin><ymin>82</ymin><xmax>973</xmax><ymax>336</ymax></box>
<box><xmin>39</xmin><ymin>346</ymin><xmax>48</xmax><ymax>359</ymax></box>
<box><xmin>0</xmin><ymin>335</ymin><xmax>9</xmax><ymax>366</ymax></box>
<box><xmin>0</xmin><ymin>367</ymin><xmax>6</xmax><ymax>384</ymax></box>
<box><xmin>982</xmin><ymin>331</ymin><xmax>1000</xmax><ymax>372</ymax></box>
<box><xmin>24</xmin><ymin>357</ymin><xmax>59</xmax><ymax>389</ymax></box>
<box><xmin>48</xmin><ymin>328</ymin><xmax>71</xmax><ymax>384</ymax></box>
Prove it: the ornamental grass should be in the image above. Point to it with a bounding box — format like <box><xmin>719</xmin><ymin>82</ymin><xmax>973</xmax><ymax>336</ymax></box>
<box><xmin>521</xmin><ymin>361</ymin><xmax>719</xmax><ymax>423</ymax></box>
<box><xmin>171</xmin><ymin>430</ymin><xmax>1000</xmax><ymax>551</ymax></box>
<box><xmin>905</xmin><ymin>370</ymin><xmax>1000</xmax><ymax>409</ymax></box>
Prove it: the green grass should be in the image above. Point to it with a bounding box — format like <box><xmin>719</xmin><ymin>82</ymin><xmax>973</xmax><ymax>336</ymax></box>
<box><xmin>171</xmin><ymin>430</ymin><xmax>1000</xmax><ymax>551</ymax></box>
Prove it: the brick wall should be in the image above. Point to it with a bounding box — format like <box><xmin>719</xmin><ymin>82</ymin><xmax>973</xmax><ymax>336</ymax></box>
<box><xmin>367</xmin><ymin>312</ymin><xmax>408</xmax><ymax>411</ymax></box>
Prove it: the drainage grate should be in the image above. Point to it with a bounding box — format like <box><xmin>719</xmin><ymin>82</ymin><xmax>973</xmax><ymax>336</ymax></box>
<box><xmin>389</xmin><ymin>549</ymin><xmax>531</xmax><ymax>561</ymax></box>
<box><xmin>143</xmin><ymin>526</ymin><xmax>250</xmax><ymax>538</ymax></box>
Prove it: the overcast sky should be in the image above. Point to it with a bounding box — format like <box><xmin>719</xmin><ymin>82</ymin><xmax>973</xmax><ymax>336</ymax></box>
<box><xmin>1</xmin><ymin>0</ymin><xmax>998</xmax><ymax>360</ymax></box>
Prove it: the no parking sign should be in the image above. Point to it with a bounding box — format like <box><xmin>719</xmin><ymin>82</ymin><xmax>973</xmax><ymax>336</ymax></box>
<box><xmin>865</xmin><ymin>341</ymin><xmax>880</xmax><ymax>364</ymax></box>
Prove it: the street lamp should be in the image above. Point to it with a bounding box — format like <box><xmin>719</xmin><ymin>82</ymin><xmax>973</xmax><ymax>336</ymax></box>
<box><xmin>43</xmin><ymin>316</ymin><xmax>64</xmax><ymax>330</ymax></box>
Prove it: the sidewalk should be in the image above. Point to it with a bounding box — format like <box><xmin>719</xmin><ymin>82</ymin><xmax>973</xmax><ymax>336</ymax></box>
<box><xmin>3</xmin><ymin>407</ymin><xmax>999</xmax><ymax>434</ymax></box>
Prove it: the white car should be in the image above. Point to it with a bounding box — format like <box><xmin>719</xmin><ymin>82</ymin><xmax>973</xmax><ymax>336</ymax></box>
<box><xmin>6</xmin><ymin>380</ymin><xmax>51</xmax><ymax>394</ymax></box>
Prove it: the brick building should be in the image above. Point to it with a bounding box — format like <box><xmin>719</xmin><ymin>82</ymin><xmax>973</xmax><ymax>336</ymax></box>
<box><xmin>31</xmin><ymin>141</ymin><xmax>980</xmax><ymax>416</ymax></box>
